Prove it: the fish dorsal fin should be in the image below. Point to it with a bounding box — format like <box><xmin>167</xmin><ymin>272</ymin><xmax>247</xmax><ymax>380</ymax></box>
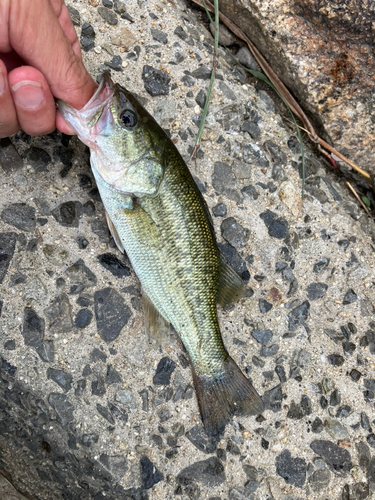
<box><xmin>105</xmin><ymin>211</ymin><xmax>125</xmax><ymax>253</ymax></box>
<box><xmin>142</xmin><ymin>291</ymin><xmax>171</xmax><ymax>344</ymax></box>
<box><xmin>217</xmin><ymin>252</ymin><xmax>246</xmax><ymax>307</ymax></box>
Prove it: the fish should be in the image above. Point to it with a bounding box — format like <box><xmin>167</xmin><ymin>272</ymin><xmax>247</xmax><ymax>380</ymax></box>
<box><xmin>58</xmin><ymin>71</ymin><xmax>263</xmax><ymax>437</ymax></box>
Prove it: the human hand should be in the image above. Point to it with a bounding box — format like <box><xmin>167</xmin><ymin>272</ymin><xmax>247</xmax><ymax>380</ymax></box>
<box><xmin>0</xmin><ymin>0</ymin><xmax>97</xmax><ymax>138</ymax></box>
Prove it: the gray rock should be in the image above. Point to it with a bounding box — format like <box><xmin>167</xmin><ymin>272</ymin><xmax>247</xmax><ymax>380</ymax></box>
<box><xmin>74</xmin><ymin>308</ymin><xmax>93</xmax><ymax>328</ymax></box>
<box><xmin>1</xmin><ymin>203</ymin><xmax>36</xmax><ymax>232</ymax></box>
<box><xmin>81</xmin><ymin>433</ymin><xmax>99</xmax><ymax>447</ymax></box>
<box><xmin>257</xmin><ymin>91</ymin><xmax>275</xmax><ymax>112</ymax></box>
<box><xmin>0</xmin><ymin>138</ymin><xmax>23</xmax><ymax>172</ymax></box>
<box><xmin>44</xmin><ymin>294</ymin><xmax>73</xmax><ymax>334</ymax></box>
<box><xmin>260</xmin><ymin>344</ymin><xmax>279</xmax><ymax>357</ymax></box>
<box><xmin>327</xmin><ymin>354</ymin><xmax>345</xmax><ymax>367</ymax></box>
<box><xmin>211</xmin><ymin>22</ymin><xmax>238</xmax><ymax>46</ymax></box>
<box><xmin>212</xmin><ymin>203</ymin><xmax>227</xmax><ymax>217</ymax></box>
<box><xmin>229</xmin><ymin>487</ymin><xmax>255</xmax><ymax>500</ymax></box>
<box><xmin>243</xmin><ymin>143</ymin><xmax>269</xmax><ymax>168</ymax></box>
<box><xmin>141</xmin><ymin>456</ymin><xmax>164</xmax><ymax>489</ymax></box>
<box><xmin>212</xmin><ymin>161</ymin><xmax>242</xmax><ymax>203</ymax></box>
<box><xmin>260</xmin><ymin>210</ymin><xmax>289</xmax><ymax>240</ymax></box>
<box><xmin>177</xmin><ymin>457</ymin><xmax>226</xmax><ymax>487</ymax></box>
<box><xmin>24</xmin><ymin>147</ymin><xmax>51</xmax><ymax>172</ymax></box>
<box><xmin>343</xmin><ymin>289</ymin><xmax>358</xmax><ymax>305</ymax></box>
<box><xmin>275</xmin><ymin>449</ymin><xmax>307</xmax><ymax>487</ymax></box>
<box><xmin>306</xmin><ymin>282</ymin><xmax>328</xmax><ymax>300</ymax></box>
<box><xmin>22</xmin><ymin>307</ymin><xmax>44</xmax><ymax>346</ymax></box>
<box><xmin>142</xmin><ymin>65</ymin><xmax>170</xmax><ymax>96</ymax></box>
<box><xmin>251</xmin><ymin>329</ymin><xmax>272</xmax><ymax>345</ymax></box>
<box><xmin>236</xmin><ymin>46</ymin><xmax>258</xmax><ymax>71</ymax></box>
<box><xmin>309</xmin><ymin>469</ymin><xmax>331</xmax><ymax>492</ymax></box>
<box><xmin>113</xmin><ymin>0</ymin><xmax>128</xmax><ymax>15</ymax></box>
<box><xmin>66</xmin><ymin>259</ymin><xmax>97</xmax><ymax>287</ymax></box>
<box><xmin>115</xmin><ymin>389</ymin><xmax>138</xmax><ymax>412</ymax></box>
<box><xmin>241</xmin><ymin>121</ymin><xmax>261</xmax><ymax>139</ymax></box>
<box><xmin>67</xmin><ymin>5</ymin><xmax>80</xmax><ymax>25</ymax></box>
<box><xmin>310</xmin><ymin>440</ymin><xmax>352</xmax><ymax>476</ymax></box>
<box><xmin>104</xmin><ymin>55</ymin><xmax>123</xmax><ymax>71</ymax></box>
<box><xmin>221</xmin><ymin>217</ymin><xmax>249</xmax><ymax>248</ymax></box>
<box><xmin>48</xmin><ymin>393</ymin><xmax>74</xmax><ymax>427</ymax></box>
<box><xmin>47</xmin><ymin>368</ymin><xmax>73</xmax><ymax>392</ymax></box>
<box><xmin>36</xmin><ymin>340</ymin><xmax>55</xmax><ymax>363</ymax></box>
<box><xmin>219</xmin><ymin>81</ymin><xmax>236</xmax><ymax>100</ymax></box>
<box><xmin>43</xmin><ymin>244</ymin><xmax>69</xmax><ymax>266</ymax></box>
<box><xmin>153</xmin><ymin>357</ymin><xmax>176</xmax><ymax>385</ymax></box>
<box><xmin>185</xmin><ymin>425</ymin><xmax>218</xmax><ymax>453</ymax></box>
<box><xmin>287</xmin><ymin>396</ymin><xmax>312</xmax><ymax>419</ymax></box>
<box><xmin>95</xmin><ymin>288</ymin><xmax>131</xmax><ymax>342</ymax></box>
<box><xmin>151</xmin><ymin>28</ymin><xmax>168</xmax><ymax>44</ymax></box>
<box><xmin>98</xmin><ymin>6</ymin><xmax>118</xmax><ymax>25</ymax></box>
<box><xmin>0</xmin><ymin>232</ymin><xmax>17</xmax><ymax>284</ymax></box>
<box><xmin>324</xmin><ymin>418</ymin><xmax>349</xmax><ymax>440</ymax></box>
<box><xmin>287</xmin><ymin>301</ymin><xmax>310</xmax><ymax>331</ymax></box>
<box><xmin>263</xmin><ymin>384</ymin><xmax>283</xmax><ymax>412</ymax></box>
<box><xmin>99</xmin><ymin>454</ymin><xmax>128</xmax><ymax>481</ymax></box>
<box><xmin>259</xmin><ymin>299</ymin><xmax>272</xmax><ymax>313</ymax></box>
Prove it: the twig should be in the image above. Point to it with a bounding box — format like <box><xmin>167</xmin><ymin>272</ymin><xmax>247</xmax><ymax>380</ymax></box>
<box><xmin>346</xmin><ymin>181</ymin><xmax>374</xmax><ymax>220</ymax></box>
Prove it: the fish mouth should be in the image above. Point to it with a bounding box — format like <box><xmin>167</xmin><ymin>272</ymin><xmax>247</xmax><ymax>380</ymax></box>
<box><xmin>78</xmin><ymin>71</ymin><xmax>116</xmax><ymax>128</ymax></box>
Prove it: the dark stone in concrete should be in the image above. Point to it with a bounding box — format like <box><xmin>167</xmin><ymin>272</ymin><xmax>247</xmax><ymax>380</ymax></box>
<box><xmin>310</xmin><ymin>440</ymin><xmax>352</xmax><ymax>476</ymax></box>
<box><xmin>52</xmin><ymin>201</ymin><xmax>82</xmax><ymax>227</ymax></box>
<box><xmin>142</xmin><ymin>65</ymin><xmax>170</xmax><ymax>96</ymax></box>
<box><xmin>306</xmin><ymin>282</ymin><xmax>328</xmax><ymax>300</ymax></box>
<box><xmin>153</xmin><ymin>357</ymin><xmax>176</xmax><ymax>385</ymax></box>
<box><xmin>47</xmin><ymin>368</ymin><xmax>73</xmax><ymax>392</ymax></box>
<box><xmin>185</xmin><ymin>425</ymin><xmax>218</xmax><ymax>454</ymax></box>
<box><xmin>275</xmin><ymin>449</ymin><xmax>307</xmax><ymax>487</ymax></box>
<box><xmin>251</xmin><ymin>329</ymin><xmax>272</xmax><ymax>345</ymax></box>
<box><xmin>74</xmin><ymin>308</ymin><xmax>93</xmax><ymax>328</ymax></box>
<box><xmin>98</xmin><ymin>6</ymin><xmax>118</xmax><ymax>24</ymax></box>
<box><xmin>22</xmin><ymin>307</ymin><xmax>44</xmax><ymax>347</ymax></box>
<box><xmin>260</xmin><ymin>210</ymin><xmax>289</xmax><ymax>239</ymax></box>
<box><xmin>0</xmin><ymin>138</ymin><xmax>23</xmax><ymax>172</ymax></box>
<box><xmin>44</xmin><ymin>293</ymin><xmax>73</xmax><ymax>334</ymax></box>
<box><xmin>0</xmin><ymin>232</ymin><xmax>17</xmax><ymax>285</ymax></box>
<box><xmin>95</xmin><ymin>288</ymin><xmax>132</xmax><ymax>342</ymax></box>
<box><xmin>98</xmin><ymin>253</ymin><xmax>131</xmax><ymax>278</ymax></box>
<box><xmin>177</xmin><ymin>457</ymin><xmax>225</xmax><ymax>487</ymax></box>
<box><xmin>1</xmin><ymin>203</ymin><xmax>36</xmax><ymax>232</ymax></box>
<box><xmin>141</xmin><ymin>456</ymin><xmax>164</xmax><ymax>489</ymax></box>
<box><xmin>221</xmin><ymin>217</ymin><xmax>249</xmax><ymax>248</ymax></box>
<box><xmin>343</xmin><ymin>289</ymin><xmax>358</xmax><ymax>305</ymax></box>
<box><xmin>287</xmin><ymin>301</ymin><xmax>310</xmax><ymax>331</ymax></box>
<box><xmin>24</xmin><ymin>147</ymin><xmax>51</xmax><ymax>172</ymax></box>
<box><xmin>48</xmin><ymin>393</ymin><xmax>74</xmax><ymax>427</ymax></box>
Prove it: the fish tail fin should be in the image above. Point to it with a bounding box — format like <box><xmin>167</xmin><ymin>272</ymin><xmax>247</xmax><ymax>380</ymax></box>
<box><xmin>192</xmin><ymin>356</ymin><xmax>264</xmax><ymax>438</ymax></box>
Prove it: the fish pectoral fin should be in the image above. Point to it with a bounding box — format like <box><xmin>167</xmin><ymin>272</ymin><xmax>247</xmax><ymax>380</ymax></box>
<box><xmin>142</xmin><ymin>291</ymin><xmax>171</xmax><ymax>344</ymax></box>
<box><xmin>217</xmin><ymin>252</ymin><xmax>246</xmax><ymax>306</ymax></box>
<box><xmin>105</xmin><ymin>211</ymin><xmax>125</xmax><ymax>253</ymax></box>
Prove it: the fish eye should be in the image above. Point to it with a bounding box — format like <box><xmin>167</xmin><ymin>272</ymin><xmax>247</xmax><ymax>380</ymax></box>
<box><xmin>119</xmin><ymin>109</ymin><xmax>137</xmax><ymax>128</ymax></box>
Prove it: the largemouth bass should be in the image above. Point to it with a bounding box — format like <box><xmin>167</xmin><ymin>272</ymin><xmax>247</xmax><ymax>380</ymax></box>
<box><xmin>58</xmin><ymin>72</ymin><xmax>263</xmax><ymax>437</ymax></box>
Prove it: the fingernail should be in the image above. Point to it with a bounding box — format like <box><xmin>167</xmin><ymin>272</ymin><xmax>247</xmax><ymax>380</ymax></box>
<box><xmin>12</xmin><ymin>80</ymin><xmax>44</xmax><ymax>109</ymax></box>
<box><xmin>0</xmin><ymin>67</ymin><xmax>5</xmax><ymax>94</ymax></box>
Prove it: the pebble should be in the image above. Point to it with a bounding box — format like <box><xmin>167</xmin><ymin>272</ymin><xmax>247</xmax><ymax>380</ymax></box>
<box><xmin>97</xmin><ymin>253</ymin><xmax>131</xmax><ymax>278</ymax></box>
<box><xmin>153</xmin><ymin>357</ymin><xmax>176</xmax><ymax>385</ymax></box>
<box><xmin>310</xmin><ymin>440</ymin><xmax>352</xmax><ymax>476</ymax></box>
<box><xmin>1</xmin><ymin>203</ymin><xmax>36</xmax><ymax>232</ymax></box>
<box><xmin>80</xmin><ymin>22</ymin><xmax>96</xmax><ymax>52</ymax></box>
<box><xmin>47</xmin><ymin>368</ymin><xmax>73</xmax><ymax>392</ymax></box>
<box><xmin>0</xmin><ymin>138</ymin><xmax>23</xmax><ymax>172</ymax></box>
<box><xmin>236</xmin><ymin>46</ymin><xmax>258</xmax><ymax>71</ymax></box>
<box><xmin>22</xmin><ymin>307</ymin><xmax>44</xmax><ymax>347</ymax></box>
<box><xmin>287</xmin><ymin>301</ymin><xmax>310</xmax><ymax>331</ymax></box>
<box><xmin>211</xmin><ymin>162</ymin><xmax>242</xmax><ymax>203</ymax></box>
<box><xmin>48</xmin><ymin>393</ymin><xmax>74</xmax><ymax>427</ymax></box>
<box><xmin>259</xmin><ymin>210</ymin><xmax>289</xmax><ymax>240</ymax></box>
<box><xmin>142</xmin><ymin>65</ymin><xmax>170</xmax><ymax>96</ymax></box>
<box><xmin>104</xmin><ymin>55</ymin><xmax>123</xmax><ymax>71</ymax></box>
<box><xmin>259</xmin><ymin>299</ymin><xmax>273</xmax><ymax>313</ymax></box>
<box><xmin>74</xmin><ymin>309</ymin><xmax>93</xmax><ymax>329</ymax></box>
<box><xmin>306</xmin><ymin>282</ymin><xmax>328</xmax><ymax>300</ymax></box>
<box><xmin>98</xmin><ymin>6</ymin><xmax>118</xmax><ymax>25</ymax></box>
<box><xmin>324</xmin><ymin>418</ymin><xmax>349</xmax><ymax>440</ymax></box>
<box><xmin>176</xmin><ymin>457</ymin><xmax>225</xmax><ymax>487</ymax></box>
<box><xmin>328</xmin><ymin>354</ymin><xmax>345</xmax><ymax>366</ymax></box>
<box><xmin>67</xmin><ymin>5</ymin><xmax>80</xmax><ymax>25</ymax></box>
<box><xmin>221</xmin><ymin>217</ymin><xmax>249</xmax><ymax>248</ymax></box>
<box><xmin>151</xmin><ymin>28</ymin><xmax>168</xmax><ymax>44</ymax></box>
<box><xmin>44</xmin><ymin>294</ymin><xmax>73</xmax><ymax>334</ymax></box>
<box><xmin>94</xmin><ymin>288</ymin><xmax>131</xmax><ymax>342</ymax></box>
<box><xmin>141</xmin><ymin>456</ymin><xmax>164</xmax><ymax>489</ymax></box>
<box><xmin>219</xmin><ymin>81</ymin><xmax>237</xmax><ymax>101</ymax></box>
<box><xmin>287</xmin><ymin>396</ymin><xmax>312</xmax><ymax>419</ymax></box>
<box><xmin>275</xmin><ymin>450</ymin><xmax>307</xmax><ymax>487</ymax></box>
<box><xmin>242</xmin><ymin>185</ymin><xmax>259</xmax><ymax>200</ymax></box>
<box><xmin>309</xmin><ymin>469</ymin><xmax>331</xmax><ymax>492</ymax></box>
<box><xmin>241</xmin><ymin>121</ymin><xmax>261</xmax><ymax>139</ymax></box>
<box><xmin>343</xmin><ymin>289</ymin><xmax>358</xmax><ymax>305</ymax></box>
<box><xmin>212</xmin><ymin>203</ymin><xmax>227</xmax><ymax>217</ymax></box>
<box><xmin>251</xmin><ymin>329</ymin><xmax>272</xmax><ymax>345</ymax></box>
<box><xmin>0</xmin><ymin>232</ymin><xmax>17</xmax><ymax>284</ymax></box>
<box><xmin>24</xmin><ymin>147</ymin><xmax>51</xmax><ymax>172</ymax></box>
<box><xmin>243</xmin><ymin>143</ymin><xmax>269</xmax><ymax>168</ymax></box>
<box><xmin>51</xmin><ymin>201</ymin><xmax>82</xmax><ymax>227</ymax></box>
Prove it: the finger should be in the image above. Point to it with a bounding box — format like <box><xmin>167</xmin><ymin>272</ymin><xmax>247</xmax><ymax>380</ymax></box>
<box><xmin>49</xmin><ymin>0</ymin><xmax>82</xmax><ymax>59</ymax></box>
<box><xmin>0</xmin><ymin>60</ymin><xmax>19</xmax><ymax>138</ymax></box>
<box><xmin>8</xmin><ymin>66</ymin><xmax>57</xmax><ymax>136</ymax></box>
<box><xmin>8</xmin><ymin>0</ymin><xmax>97</xmax><ymax>109</ymax></box>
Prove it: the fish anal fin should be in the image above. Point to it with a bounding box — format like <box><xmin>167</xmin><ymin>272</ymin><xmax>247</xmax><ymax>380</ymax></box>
<box><xmin>192</xmin><ymin>356</ymin><xmax>264</xmax><ymax>438</ymax></box>
<box><xmin>142</xmin><ymin>291</ymin><xmax>171</xmax><ymax>344</ymax></box>
<box><xmin>105</xmin><ymin>211</ymin><xmax>125</xmax><ymax>253</ymax></box>
<box><xmin>217</xmin><ymin>253</ymin><xmax>246</xmax><ymax>307</ymax></box>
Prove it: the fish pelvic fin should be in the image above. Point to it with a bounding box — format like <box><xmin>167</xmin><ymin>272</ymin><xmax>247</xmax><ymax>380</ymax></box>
<box><xmin>192</xmin><ymin>356</ymin><xmax>264</xmax><ymax>438</ymax></box>
<box><xmin>217</xmin><ymin>251</ymin><xmax>246</xmax><ymax>307</ymax></box>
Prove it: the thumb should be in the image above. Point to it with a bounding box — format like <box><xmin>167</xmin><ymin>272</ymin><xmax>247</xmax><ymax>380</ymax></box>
<box><xmin>8</xmin><ymin>0</ymin><xmax>97</xmax><ymax>109</ymax></box>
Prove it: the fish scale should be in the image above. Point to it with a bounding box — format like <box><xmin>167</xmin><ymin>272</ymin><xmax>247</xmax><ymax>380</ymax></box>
<box><xmin>58</xmin><ymin>71</ymin><xmax>263</xmax><ymax>437</ymax></box>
